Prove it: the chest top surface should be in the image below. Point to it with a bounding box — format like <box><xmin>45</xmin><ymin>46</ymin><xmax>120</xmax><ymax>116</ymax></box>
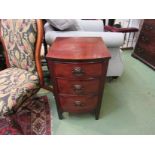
<box><xmin>46</xmin><ymin>37</ymin><xmax>111</xmax><ymax>61</ymax></box>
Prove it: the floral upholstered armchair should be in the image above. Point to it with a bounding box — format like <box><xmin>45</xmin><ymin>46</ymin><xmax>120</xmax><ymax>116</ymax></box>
<box><xmin>0</xmin><ymin>19</ymin><xmax>44</xmax><ymax>125</ymax></box>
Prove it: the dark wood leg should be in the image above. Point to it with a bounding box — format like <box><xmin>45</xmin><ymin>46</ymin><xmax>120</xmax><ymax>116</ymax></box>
<box><xmin>107</xmin><ymin>76</ymin><xmax>119</xmax><ymax>82</ymax></box>
<box><xmin>58</xmin><ymin>111</ymin><xmax>63</xmax><ymax>120</ymax></box>
<box><xmin>95</xmin><ymin>110</ymin><xmax>99</xmax><ymax>120</ymax></box>
<box><xmin>54</xmin><ymin>98</ymin><xmax>63</xmax><ymax>120</ymax></box>
<box><xmin>112</xmin><ymin>76</ymin><xmax>119</xmax><ymax>79</ymax></box>
<box><xmin>94</xmin><ymin>101</ymin><xmax>101</xmax><ymax>120</ymax></box>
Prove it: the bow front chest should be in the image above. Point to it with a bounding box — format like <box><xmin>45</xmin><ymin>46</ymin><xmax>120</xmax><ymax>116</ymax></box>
<box><xmin>46</xmin><ymin>37</ymin><xmax>111</xmax><ymax>120</ymax></box>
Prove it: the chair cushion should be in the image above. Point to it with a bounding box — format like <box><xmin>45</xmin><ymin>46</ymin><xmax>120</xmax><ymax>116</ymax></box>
<box><xmin>0</xmin><ymin>68</ymin><xmax>39</xmax><ymax>116</ymax></box>
<box><xmin>0</xmin><ymin>20</ymin><xmax>37</xmax><ymax>74</ymax></box>
<box><xmin>46</xmin><ymin>19</ymin><xmax>81</xmax><ymax>31</ymax></box>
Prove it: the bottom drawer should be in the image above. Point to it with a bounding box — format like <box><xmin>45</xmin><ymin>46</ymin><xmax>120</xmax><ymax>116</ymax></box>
<box><xmin>59</xmin><ymin>95</ymin><xmax>98</xmax><ymax>113</ymax></box>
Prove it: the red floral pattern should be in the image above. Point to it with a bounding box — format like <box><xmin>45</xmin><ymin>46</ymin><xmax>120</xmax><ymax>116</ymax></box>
<box><xmin>0</xmin><ymin>96</ymin><xmax>51</xmax><ymax>135</ymax></box>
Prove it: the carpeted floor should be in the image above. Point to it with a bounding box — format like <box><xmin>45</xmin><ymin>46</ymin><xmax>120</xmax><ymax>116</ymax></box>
<box><xmin>0</xmin><ymin>96</ymin><xmax>51</xmax><ymax>135</ymax></box>
<box><xmin>39</xmin><ymin>50</ymin><xmax>155</xmax><ymax>135</ymax></box>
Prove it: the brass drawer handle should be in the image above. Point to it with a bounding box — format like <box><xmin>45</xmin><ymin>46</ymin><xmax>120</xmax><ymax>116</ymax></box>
<box><xmin>74</xmin><ymin>101</ymin><xmax>84</xmax><ymax>107</ymax></box>
<box><xmin>73</xmin><ymin>84</ymin><xmax>84</xmax><ymax>94</ymax></box>
<box><xmin>72</xmin><ymin>67</ymin><xmax>85</xmax><ymax>77</ymax></box>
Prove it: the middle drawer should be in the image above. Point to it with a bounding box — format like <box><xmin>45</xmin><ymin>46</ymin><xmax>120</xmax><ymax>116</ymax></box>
<box><xmin>57</xmin><ymin>78</ymin><xmax>100</xmax><ymax>95</ymax></box>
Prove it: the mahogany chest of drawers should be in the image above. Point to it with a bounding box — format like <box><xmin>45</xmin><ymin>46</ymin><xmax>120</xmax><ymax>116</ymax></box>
<box><xmin>46</xmin><ymin>37</ymin><xmax>111</xmax><ymax>120</ymax></box>
<box><xmin>132</xmin><ymin>19</ymin><xmax>155</xmax><ymax>70</ymax></box>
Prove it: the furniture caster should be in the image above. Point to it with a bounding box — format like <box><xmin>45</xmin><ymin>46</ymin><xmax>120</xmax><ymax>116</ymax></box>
<box><xmin>107</xmin><ymin>76</ymin><xmax>119</xmax><ymax>82</ymax></box>
<box><xmin>112</xmin><ymin>76</ymin><xmax>119</xmax><ymax>79</ymax></box>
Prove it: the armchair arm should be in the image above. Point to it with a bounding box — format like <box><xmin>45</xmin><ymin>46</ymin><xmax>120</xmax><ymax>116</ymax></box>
<box><xmin>104</xmin><ymin>25</ymin><xmax>139</xmax><ymax>33</ymax></box>
<box><xmin>45</xmin><ymin>30</ymin><xmax>124</xmax><ymax>48</ymax></box>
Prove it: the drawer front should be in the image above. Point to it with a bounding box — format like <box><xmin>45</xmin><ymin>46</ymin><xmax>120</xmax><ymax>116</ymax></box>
<box><xmin>134</xmin><ymin>44</ymin><xmax>150</xmax><ymax>59</ymax></box>
<box><xmin>134</xmin><ymin>44</ymin><xmax>155</xmax><ymax>67</ymax></box>
<box><xmin>135</xmin><ymin>42</ymin><xmax>155</xmax><ymax>56</ymax></box>
<box><xmin>57</xmin><ymin>78</ymin><xmax>100</xmax><ymax>95</ymax></box>
<box><xmin>134</xmin><ymin>44</ymin><xmax>146</xmax><ymax>57</ymax></box>
<box><xmin>143</xmin><ymin>20</ymin><xmax>155</xmax><ymax>26</ymax></box>
<box><xmin>59</xmin><ymin>95</ymin><xmax>98</xmax><ymax>113</ymax></box>
<box><xmin>135</xmin><ymin>43</ymin><xmax>148</xmax><ymax>53</ymax></box>
<box><xmin>138</xmin><ymin>33</ymin><xmax>155</xmax><ymax>46</ymax></box>
<box><xmin>53</xmin><ymin>62</ymin><xmax>105</xmax><ymax>79</ymax></box>
<box><xmin>141</xmin><ymin>24</ymin><xmax>155</xmax><ymax>36</ymax></box>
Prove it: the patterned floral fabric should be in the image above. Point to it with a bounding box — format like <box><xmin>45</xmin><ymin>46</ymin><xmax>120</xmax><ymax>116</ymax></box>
<box><xmin>0</xmin><ymin>68</ymin><xmax>39</xmax><ymax>116</ymax></box>
<box><xmin>0</xmin><ymin>19</ymin><xmax>37</xmax><ymax>74</ymax></box>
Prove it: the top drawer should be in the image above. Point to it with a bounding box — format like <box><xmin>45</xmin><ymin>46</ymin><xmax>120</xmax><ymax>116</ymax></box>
<box><xmin>52</xmin><ymin>62</ymin><xmax>106</xmax><ymax>79</ymax></box>
<box><xmin>143</xmin><ymin>20</ymin><xmax>155</xmax><ymax>25</ymax></box>
<box><xmin>141</xmin><ymin>20</ymin><xmax>155</xmax><ymax>36</ymax></box>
